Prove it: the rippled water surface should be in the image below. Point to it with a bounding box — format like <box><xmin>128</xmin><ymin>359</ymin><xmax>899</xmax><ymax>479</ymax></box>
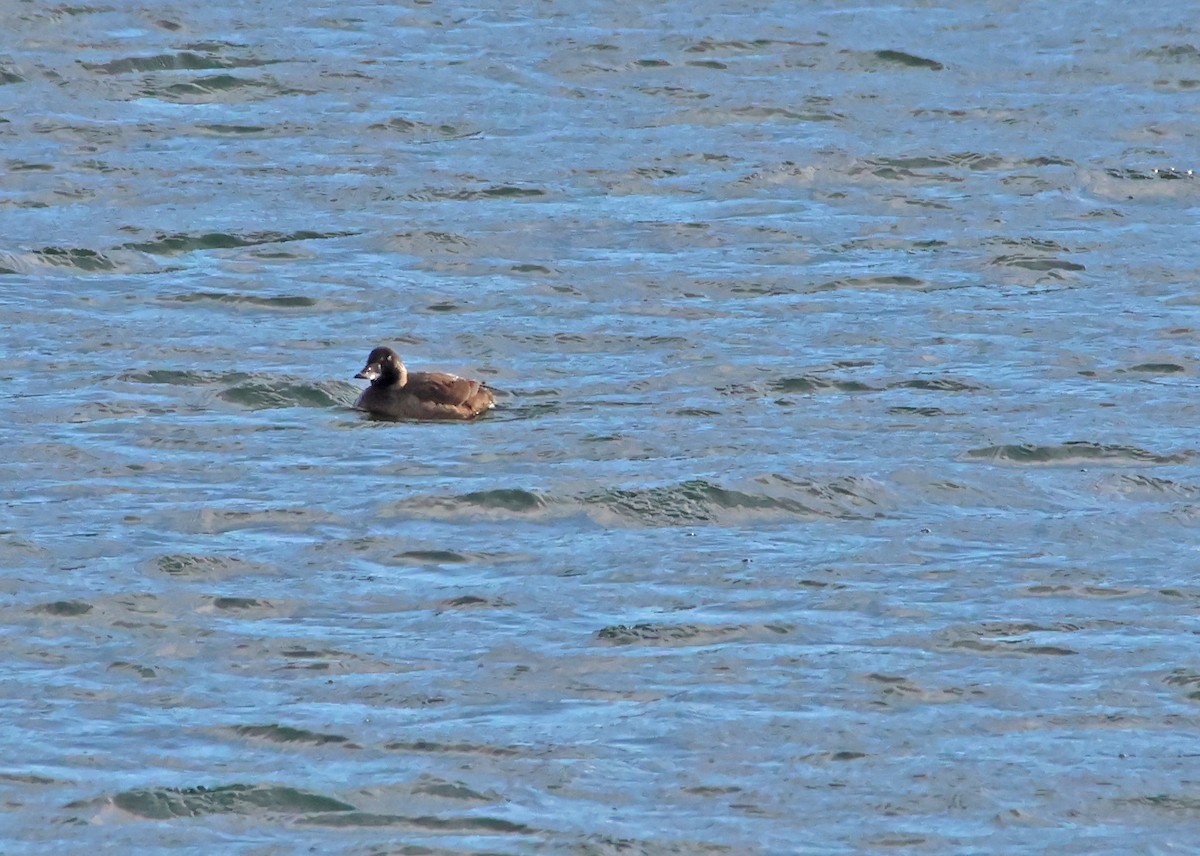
<box><xmin>4</xmin><ymin>0</ymin><xmax>1200</xmax><ymax>852</ymax></box>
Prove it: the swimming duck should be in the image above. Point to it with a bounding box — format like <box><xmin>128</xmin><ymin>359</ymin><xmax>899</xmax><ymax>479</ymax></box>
<box><xmin>353</xmin><ymin>346</ymin><xmax>495</xmax><ymax>420</ymax></box>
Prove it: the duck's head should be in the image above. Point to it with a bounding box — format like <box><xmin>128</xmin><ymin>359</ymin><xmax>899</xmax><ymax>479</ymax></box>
<box><xmin>354</xmin><ymin>346</ymin><xmax>406</xmax><ymax>386</ymax></box>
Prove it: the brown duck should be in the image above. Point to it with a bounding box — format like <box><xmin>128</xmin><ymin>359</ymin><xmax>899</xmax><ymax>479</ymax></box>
<box><xmin>353</xmin><ymin>346</ymin><xmax>495</xmax><ymax>420</ymax></box>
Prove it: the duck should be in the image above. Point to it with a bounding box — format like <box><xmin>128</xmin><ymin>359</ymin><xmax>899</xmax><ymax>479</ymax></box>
<box><xmin>353</xmin><ymin>346</ymin><xmax>495</xmax><ymax>420</ymax></box>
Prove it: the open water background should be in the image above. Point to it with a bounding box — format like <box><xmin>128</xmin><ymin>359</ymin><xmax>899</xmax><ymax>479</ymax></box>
<box><xmin>3</xmin><ymin>0</ymin><xmax>1200</xmax><ymax>852</ymax></box>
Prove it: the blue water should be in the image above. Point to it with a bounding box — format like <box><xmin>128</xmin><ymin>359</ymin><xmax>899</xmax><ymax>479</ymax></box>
<box><xmin>3</xmin><ymin>0</ymin><xmax>1200</xmax><ymax>852</ymax></box>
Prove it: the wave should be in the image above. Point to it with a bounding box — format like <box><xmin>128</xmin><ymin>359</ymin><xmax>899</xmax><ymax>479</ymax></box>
<box><xmin>1094</xmin><ymin>474</ymin><xmax>1200</xmax><ymax>499</ymax></box>
<box><xmin>963</xmin><ymin>442</ymin><xmax>1190</xmax><ymax>467</ymax></box>
<box><xmin>868</xmin><ymin>49</ymin><xmax>944</xmax><ymax>70</ymax></box>
<box><xmin>596</xmin><ymin>622</ymin><xmax>791</xmax><ymax>647</ymax></box>
<box><xmin>768</xmin><ymin>375</ymin><xmax>977</xmax><ymax>395</ymax></box>
<box><xmin>82</xmin><ymin>51</ymin><xmax>276</xmax><ymax>74</ymax></box>
<box><xmin>30</xmin><ymin>600</ymin><xmax>93</xmax><ymax>616</ymax></box>
<box><xmin>228</xmin><ymin>724</ymin><xmax>352</xmax><ymax>746</ymax></box>
<box><xmin>990</xmin><ymin>254</ymin><xmax>1085</xmax><ymax>272</ymax></box>
<box><xmin>367</xmin><ymin>116</ymin><xmax>479</xmax><ymax>142</ymax></box>
<box><xmin>401</xmin><ymin>185</ymin><xmax>547</xmax><ymax>202</ymax></box>
<box><xmin>393</xmin><ymin>474</ymin><xmax>891</xmax><ymax>527</ymax></box>
<box><xmin>164</xmin><ymin>292</ymin><xmax>321</xmax><ymax>309</ymax></box>
<box><xmin>770</xmin><ymin>375</ymin><xmax>877</xmax><ymax>393</ymax></box>
<box><xmin>122</xmin><ymin>228</ymin><xmax>355</xmax><ymax>256</ymax></box>
<box><xmin>384</xmin><ymin>739</ymin><xmax>522</xmax><ymax>757</ymax></box>
<box><xmin>123</xmin><ymin>367</ymin><xmax>356</xmax><ymax>410</ymax></box>
<box><xmin>1123</xmin><ymin>362</ymin><xmax>1186</xmax><ymax>374</ymax></box>
<box><xmin>148</xmin><ymin>553</ymin><xmax>278</xmax><ymax>578</ymax></box>
<box><xmin>0</xmin><ymin>246</ymin><xmax>151</xmax><ymax>275</ymax></box>
<box><xmin>101</xmin><ymin>780</ymin><xmax>529</xmax><ymax>830</ymax></box>
<box><xmin>299</xmin><ymin>812</ymin><xmax>530</xmax><ymax>832</ymax></box>
<box><xmin>121</xmin><ymin>368</ymin><xmax>250</xmax><ymax>386</ymax></box>
<box><xmin>137</xmin><ymin>73</ymin><xmax>309</xmax><ymax>104</ymax></box>
<box><xmin>0</xmin><ymin>230</ymin><xmax>354</xmax><ymax>275</ymax></box>
<box><xmin>931</xmin><ymin>621</ymin><xmax>1081</xmax><ymax>657</ymax></box>
<box><xmin>105</xmin><ymin>784</ymin><xmax>353</xmax><ymax>819</ymax></box>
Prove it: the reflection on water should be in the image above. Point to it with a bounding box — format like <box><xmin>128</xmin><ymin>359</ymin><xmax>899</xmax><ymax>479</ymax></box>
<box><xmin>4</xmin><ymin>0</ymin><xmax>1200</xmax><ymax>851</ymax></box>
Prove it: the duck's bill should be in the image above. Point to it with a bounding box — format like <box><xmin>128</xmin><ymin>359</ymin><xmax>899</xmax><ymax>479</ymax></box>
<box><xmin>355</xmin><ymin>364</ymin><xmax>381</xmax><ymax>381</ymax></box>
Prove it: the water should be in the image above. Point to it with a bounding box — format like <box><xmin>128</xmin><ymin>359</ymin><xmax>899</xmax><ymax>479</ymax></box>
<box><xmin>3</xmin><ymin>0</ymin><xmax>1200</xmax><ymax>852</ymax></box>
